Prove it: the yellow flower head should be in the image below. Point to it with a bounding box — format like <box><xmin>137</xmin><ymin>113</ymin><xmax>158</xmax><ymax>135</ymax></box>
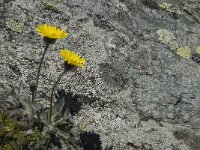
<box><xmin>59</xmin><ymin>49</ymin><xmax>86</xmax><ymax>68</ymax></box>
<box><xmin>36</xmin><ymin>24</ymin><xmax>68</xmax><ymax>39</ymax></box>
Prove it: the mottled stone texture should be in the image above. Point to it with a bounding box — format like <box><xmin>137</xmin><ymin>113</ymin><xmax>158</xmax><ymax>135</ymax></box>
<box><xmin>1</xmin><ymin>0</ymin><xmax>200</xmax><ymax>149</ymax></box>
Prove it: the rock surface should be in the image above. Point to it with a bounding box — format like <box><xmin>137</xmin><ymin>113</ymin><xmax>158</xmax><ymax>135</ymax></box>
<box><xmin>1</xmin><ymin>0</ymin><xmax>200</xmax><ymax>149</ymax></box>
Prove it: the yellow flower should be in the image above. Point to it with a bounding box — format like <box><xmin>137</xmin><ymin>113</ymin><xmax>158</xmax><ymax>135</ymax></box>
<box><xmin>36</xmin><ymin>24</ymin><xmax>68</xmax><ymax>39</ymax></box>
<box><xmin>59</xmin><ymin>49</ymin><xmax>86</xmax><ymax>67</ymax></box>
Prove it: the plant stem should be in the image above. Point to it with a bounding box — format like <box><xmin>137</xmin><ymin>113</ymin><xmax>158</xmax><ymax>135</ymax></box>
<box><xmin>49</xmin><ymin>69</ymin><xmax>67</xmax><ymax>122</ymax></box>
<box><xmin>32</xmin><ymin>44</ymin><xmax>49</xmax><ymax>104</ymax></box>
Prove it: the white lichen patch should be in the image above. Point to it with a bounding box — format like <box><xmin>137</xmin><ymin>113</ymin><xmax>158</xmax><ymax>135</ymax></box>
<box><xmin>196</xmin><ymin>46</ymin><xmax>200</xmax><ymax>55</ymax></box>
<box><xmin>6</xmin><ymin>19</ymin><xmax>25</xmax><ymax>33</ymax></box>
<box><xmin>114</xmin><ymin>2</ymin><xmax>128</xmax><ymax>12</ymax></box>
<box><xmin>157</xmin><ymin>29</ymin><xmax>178</xmax><ymax>50</ymax></box>
<box><xmin>176</xmin><ymin>46</ymin><xmax>191</xmax><ymax>59</ymax></box>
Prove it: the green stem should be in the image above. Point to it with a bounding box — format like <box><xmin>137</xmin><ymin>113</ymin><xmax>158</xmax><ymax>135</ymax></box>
<box><xmin>32</xmin><ymin>44</ymin><xmax>49</xmax><ymax>104</ymax></box>
<box><xmin>49</xmin><ymin>69</ymin><xmax>67</xmax><ymax>122</ymax></box>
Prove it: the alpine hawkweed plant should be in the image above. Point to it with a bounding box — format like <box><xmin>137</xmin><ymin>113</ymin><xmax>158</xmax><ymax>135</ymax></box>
<box><xmin>35</xmin><ymin>24</ymin><xmax>86</xmax><ymax>124</ymax></box>
<box><xmin>49</xmin><ymin>49</ymin><xmax>86</xmax><ymax>122</ymax></box>
<box><xmin>2</xmin><ymin>23</ymin><xmax>87</xmax><ymax>149</ymax></box>
<box><xmin>32</xmin><ymin>24</ymin><xmax>69</xmax><ymax>104</ymax></box>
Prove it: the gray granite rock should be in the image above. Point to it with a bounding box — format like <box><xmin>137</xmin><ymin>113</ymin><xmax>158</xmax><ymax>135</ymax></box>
<box><xmin>1</xmin><ymin>0</ymin><xmax>200</xmax><ymax>149</ymax></box>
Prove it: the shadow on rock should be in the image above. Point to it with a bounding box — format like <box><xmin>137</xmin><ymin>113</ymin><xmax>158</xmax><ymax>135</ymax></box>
<box><xmin>55</xmin><ymin>89</ymin><xmax>82</xmax><ymax>116</ymax></box>
<box><xmin>80</xmin><ymin>131</ymin><xmax>102</xmax><ymax>150</ymax></box>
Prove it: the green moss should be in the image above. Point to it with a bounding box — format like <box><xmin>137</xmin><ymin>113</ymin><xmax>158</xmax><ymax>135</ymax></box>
<box><xmin>0</xmin><ymin>112</ymin><xmax>47</xmax><ymax>150</ymax></box>
<box><xmin>2</xmin><ymin>144</ymin><xmax>13</xmax><ymax>150</ymax></box>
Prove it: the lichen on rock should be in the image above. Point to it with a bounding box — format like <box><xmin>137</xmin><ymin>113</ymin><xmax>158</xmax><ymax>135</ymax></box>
<box><xmin>157</xmin><ymin>29</ymin><xmax>178</xmax><ymax>50</ymax></box>
<box><xmin>159</xmin><ymin>2</ymin><xmax>181</xmax><ymax>15</ymax></box>
<box><xmin>176</xmin><ymin>46</ymin><xmax>191</xmax><ymax>59</ymax></box>
<box><xmin>196</xmin><ymin>46</ymin><xmax>200</xmax><ymax>55</ymax></box>
<box><xmin>6</xmin><ymin>19</ymin><xmax>25</xmax><ymax>33</ymax></box>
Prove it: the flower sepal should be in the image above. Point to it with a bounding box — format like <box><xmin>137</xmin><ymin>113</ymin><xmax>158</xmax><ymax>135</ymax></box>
<box><xmin>44</xmin><ymin>37</ymin><xmax>56</xmax><ymax>45</ymax></box>
<box><xmin>63</xmin><ymin>61</ymin><xmax>76</xmax><ymax>71</ymax></box>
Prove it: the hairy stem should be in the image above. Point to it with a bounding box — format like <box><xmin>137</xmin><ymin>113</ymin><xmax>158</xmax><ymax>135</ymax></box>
<box><xmin>49</xmin><ymin>69</ymin><xmax>67</xmax><ymax>122</ymax></box>
<box><xmin>32</xmin><ymin>44</ymin><xmax>49</xmax><ymax>104</ymax></box>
